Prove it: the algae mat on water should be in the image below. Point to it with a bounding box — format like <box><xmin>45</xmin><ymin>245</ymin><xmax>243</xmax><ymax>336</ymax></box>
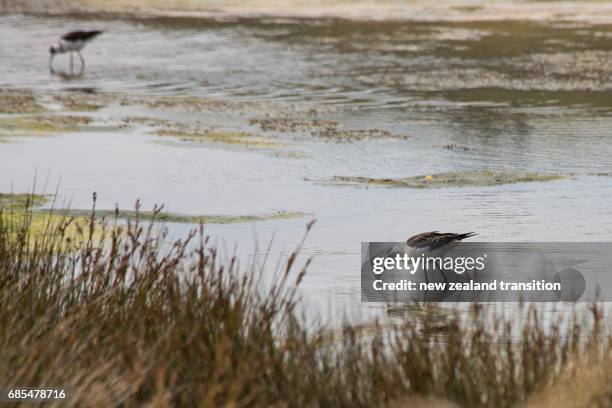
<box><xmin>319</xmin><ymin>171</ymin><xmax>568</xmax><ymax>189</ymax></box>
<box><xmin>153</xmin><ymin>128</ymin><xmax>282</xmax><ymax>148</ymax></box>
<box><xmin>2</xmin><ymin>193</ymin><xmax>305</xmax><ymax>226</ymax></box>
<box><xmin>0</xmin><ymin>89</ymin><xmax>46</xmax><ymax>114</ymax></box>
<box><xmin>0</xmin><ymin>193</ymin><xmax>110</xmax><ymax>247</ymax></box>
<box><xmin>0</xmin><ymin>193</ymin><xmax>49</xmax><ymax>209</ymax></box>
<box><xmin>40</xmin><ymin>209</ymin><xmax>307</xmax><ymax>224</ymax></box>
<box><xmin>0</xmin><ymin>115</ymin><xmax>93</xmax><ymax>137</ymax></box>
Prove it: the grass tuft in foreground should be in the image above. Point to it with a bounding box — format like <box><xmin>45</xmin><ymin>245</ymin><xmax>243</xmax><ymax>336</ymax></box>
<box><xmin>0</xmin><ymin>196</ymin><xmax>611</xmax><ymax>407</ymax></box>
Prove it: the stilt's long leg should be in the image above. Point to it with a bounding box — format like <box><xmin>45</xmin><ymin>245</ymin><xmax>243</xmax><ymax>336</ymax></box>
<box><xmin>70</xmin><ymin>52</ymin><xmax>74</xmax><ymax>74</ymax></box>
<box><xmin>77</xmin><ymin>51</ymin><xmax>85</xmax><ymax>73</ymax></box>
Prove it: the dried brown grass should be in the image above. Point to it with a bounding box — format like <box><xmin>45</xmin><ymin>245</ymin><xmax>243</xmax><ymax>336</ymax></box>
<box><xmin>1</xmin><ymin>195</ymin><xmax>611</xmax><ymax>407</ymax></box>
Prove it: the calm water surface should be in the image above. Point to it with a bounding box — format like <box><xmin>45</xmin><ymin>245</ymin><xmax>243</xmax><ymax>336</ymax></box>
<box><xmin>1</xmin><ymin>5</ymin><xmax>611</xmax><ymax>324</ymax></box>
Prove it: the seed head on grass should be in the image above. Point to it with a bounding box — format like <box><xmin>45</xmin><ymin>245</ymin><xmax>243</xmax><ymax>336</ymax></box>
<box><xmin>0</xmin><ymin>197</ymin><xmax>611</xmax><ymax>406</ymax></box>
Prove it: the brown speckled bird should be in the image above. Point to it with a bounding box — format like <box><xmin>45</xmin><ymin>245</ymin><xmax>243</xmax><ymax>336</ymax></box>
<box><xmin>405</xmin><ymin>231</ymin><xmax>476</xmax><ymax>250</ymax></box>
<box><xmin>404</xmin><ymin>231</ymin><xmax>477</xmax><ymax>286</ymax></box>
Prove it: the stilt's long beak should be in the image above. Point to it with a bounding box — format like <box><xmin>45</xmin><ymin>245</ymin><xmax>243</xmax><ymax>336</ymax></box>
<box><xmin>49</xmin><ymin>54</ymin><xmax>55</xmax><ymax>73</ymax></box>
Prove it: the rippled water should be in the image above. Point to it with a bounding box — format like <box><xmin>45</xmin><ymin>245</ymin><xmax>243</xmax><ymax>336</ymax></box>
<box><xmin>1</xmin><ymin>4</ymin><xmax>612</xmax><ymax>324</ymax></box>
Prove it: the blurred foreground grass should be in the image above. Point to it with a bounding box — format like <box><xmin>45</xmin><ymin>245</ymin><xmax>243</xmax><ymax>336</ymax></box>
<box><xmin>0</xmin><ymin>195</ymin><xmax>611</xmax><ymax>407</ymax></box>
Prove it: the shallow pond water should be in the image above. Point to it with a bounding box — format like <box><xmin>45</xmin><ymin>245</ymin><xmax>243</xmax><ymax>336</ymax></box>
<box><xmin>1</xmin><ymin>3</ymin><xmax>612</xmax><ymax>325</ymax></box>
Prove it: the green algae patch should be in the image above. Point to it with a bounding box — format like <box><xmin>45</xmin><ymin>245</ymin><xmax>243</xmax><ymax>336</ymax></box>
<box><xmin>273</xmin><ymin>151</ymin><xmax>306</xmax><ymax>159</ymax></box>
<box><xmin>249</xmin><ymin>117</ymin><xmax>408</xmax><ymax>141</ymax></box>
<box><xmin>39</xmin><ymin>209</ymin><xmax>306</xmax><ymax>224</ymax></box>
<box><xmin>123</xmin><ymin>95</ymin><xmax>278</xmax><ymax>115</ymax></box>
<box><xmin>249</xmin><ymin>118</ymin><xmax>337</xmax><ymax>133</ymax></box>
<box><xmin>54</xmin><ymin>94</ymin><xmax>103</xmax><ymax>112</ymax></box>
<box><xmin>0</xmin><ymin>115</ymin><xmax>93</xmax><ymax>136</ymax></box>
<box><xmin>136</xmin><ymin>95</ymin><xmax>247</xmax><ymax>112</ymax></box>
<box><xmin>433</xmin><ymin>143</ymin><xmax>472</xmax><ymax>152</ymax></box>
<box><xmin>313</xmin><ymin>128</ymin><xmax>408</xmax><ymax>141</ymax></box>
<box><xmin>2</xmin><ymin>211</ymin><xmax>111</xmax><ymax>251</ymax></box>
<box><xmin>112</xmin><ymin>93</ymin><xmax>344</xmax><ymax>117</ymax></box>
<box><xmin>121</xmin><ymin>116</ymin><xmax>173</xmax><ymax>127</ymax></box>
<box><xmin>153</xmin><ymin>128</ymin><xmax>283</xmax><ymax>148</ymax></box>
<box><xmin>0</xmin><ymin>88</ymin><xmax>46</xmax><ymax>114</ymax></box>
<box><xmin>1</xmin><ymin>194</ymin><xmax>108</xmax><ymax>249</ymax></box>
<box><xmin>0</xmin><ymin>193</ymin><xmax>49</xmax><ymax>209</ymax></box>
<box><xmin>322</xmin><ymin>171</ymin><xmax>568</xmax><ymax>189</ymax></box>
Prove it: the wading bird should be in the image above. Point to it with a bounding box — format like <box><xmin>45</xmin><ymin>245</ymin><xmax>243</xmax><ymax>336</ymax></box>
<box><xmin>364</xmin><ymin>231</ymin><xmax>477</xmax><ymax>303</ymax></box>
<box><xmin>405</xmin><ymin>231</ymin><xmax>477</xmax><ymax>285</ymax></box>
<box><xmin>49</xmin><ymin>30</ymin><xmax>103</xmax><ymax>74</ymax></box>
<box><xmin>405</xmin><ymin>231</ymin><xmax>476</xmax><ymax>250</ymax></box>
